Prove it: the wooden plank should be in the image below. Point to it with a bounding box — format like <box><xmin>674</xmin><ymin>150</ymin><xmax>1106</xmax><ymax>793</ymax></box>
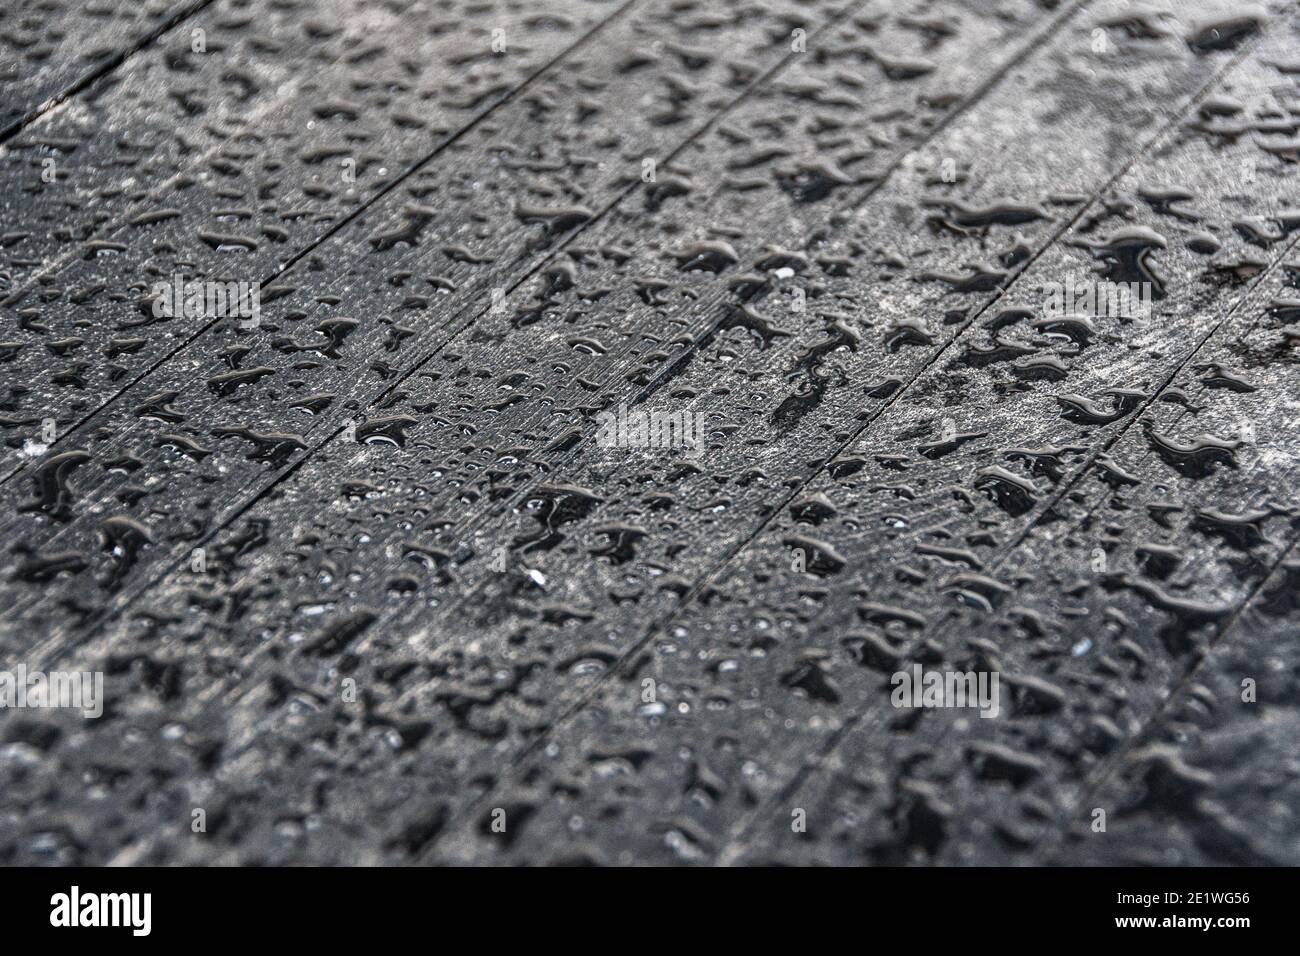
<box><xmin>718</xmin><ymin>25</ymin><xmax>1300</xmax><ymax>865</ymax></box>
<box><xmin>1062</xmin><ymin>551</ymin><xmax>1300</xmax><ymax>865</ymax></box>
<box><xmin>0</xmin><ymin>0</ymin><xmax>209</xmax><ymax>139</ymax></box>
<box><xmin>0</xmin><ymin>0</ymin><xmax>615</xmax><ymax>295</ymax></box>
<box><xmin>0</xmin><ymin>0</ymin><xmax>621</xmax><ymax>413</ymax></box>
<box><xmin>0</xmin><ymin>0</ymin><xmax>858</xmax><ymax>637</ymax></box>
<box><xmin>3</xmin><ymin>0</ymin><xmax>1299</xmax><ymax>868</ymax></box>
<box><xmin>419</xmin><ymin>7</ymin><xmax>1293</xmax><ymax>864</ymax></box>
<box><xmin>727</xmin><ymin>242</ymin><xmax>1300</xmax><ymax>864</ymax></box>
<box><xmin>0</xmin><ymin>0</ymin><xmax>1076</xmax><ymax>864</ymax></box>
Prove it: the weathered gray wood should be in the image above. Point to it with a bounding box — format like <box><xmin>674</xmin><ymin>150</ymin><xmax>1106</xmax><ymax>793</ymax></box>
<box><xmin>427</xmin><ymin>10</ymin><xmax>1296</xmax><ymax>864</ymax></box>
<box><xmin>0</xmin><ymin>0</ymin><xmax>843</xmax><ymax>632</ymax></box>
<box><xmin>0</xmin><ymin>0</ymin><xmax>207</xmax><ymax>139</ymax></box>
<box><xmin>1061</xmin><ymin>552</ymin><xmax>1300</xmax><ymax>865</ymax></box>
<box><xmin>726</xmin><ymin>247</ymin><xmax>1300</xmax><ymax>865</ymax></box>
<box><xmin>0</xmin><ymin>0</ymin><xmax>1076</xmax><ymax>868</ymax></box>
<box><xmin>0</xmin><ymin>0</ymin><xmax>620</xmax><ymax>445</ymax></box>
<box><xmin>2</xmin><ymin>0</ymin><xmax>1298</xmax><ymax>868</ymax></box>
<box><xmin>715</xmin><ymin>29</ymin><xmax>1300</xmax><ymax>866</ymax></box>
<box><xmin>0</xmin><ymin>0</ymin><xmax>612</xmax><ymax>297</ymax></box>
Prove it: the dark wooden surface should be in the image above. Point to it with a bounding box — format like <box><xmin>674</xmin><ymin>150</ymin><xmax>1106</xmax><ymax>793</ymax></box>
<box><xmin>1</xmin><ymin>0</ymin><xmax>1297</xmax><ymax>865</ymax></box>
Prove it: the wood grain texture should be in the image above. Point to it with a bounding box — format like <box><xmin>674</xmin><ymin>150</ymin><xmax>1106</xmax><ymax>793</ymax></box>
<box><xmin>1</xmin><ymin>0</ymin><xmax>1297</xmax><ymax>866</ymax></box>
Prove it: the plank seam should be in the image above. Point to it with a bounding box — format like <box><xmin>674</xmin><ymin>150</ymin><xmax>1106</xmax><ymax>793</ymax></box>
<box><xmin>22</xmin><ymin>0</ymin><xmax>865</xmax><ymax>667</ymax></box>
<box><xmin>706</xmin><ymin>24</ymin><xmax>1282</xmax><ymax>864</ymax></box>
<box><xmin>0</xmin><ymin>0</ymin><xmax>645</xmax><ymax>488</ymax></box>
<box><xmin>410</xmin><ymin>0</ymin><xmax>1110</xmax><ymax>862</ymax></box>
<box><xmin>339</xmin><ymin>0</ymin><xmax>1096</xmax><ymax>627</ymax></box>
<box><xmin>1052</xmin><ymin>529</ymin><xmax>1300</xmax><ymax>862</ymax></box>
<box><xmin>0</xmin><ymin>0</ymin><xmax>216</xmax><ymax>144</ymax></box>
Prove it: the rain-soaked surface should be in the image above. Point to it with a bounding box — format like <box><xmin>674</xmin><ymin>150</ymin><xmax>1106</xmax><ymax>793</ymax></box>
<box><xmin>0</xmin><ymin>0</ymin><xmax>1297</xmax><ymax>865</ymax></box>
